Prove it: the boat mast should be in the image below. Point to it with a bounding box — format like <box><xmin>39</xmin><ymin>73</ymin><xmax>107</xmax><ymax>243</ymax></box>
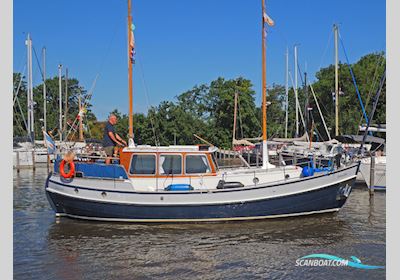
<box><xmin>25</xmin><ymin>34</ymin><xmax>31</xmax><ymax>140</ymax></box>
<box><xmin>58</xmin><ymin>64</ymin><xmax>63</xmax><ymax>142</ymax></box>
<box><xmin>232</xmin><ymin>90</ymin><xmax>238</xmax><ymax>148</ymax></box>
<box><xmin>64</xmin><ymin>68</ymin><xmax>68</xmax><ymax>138</ymax></box>
<box><xmin>261</xmin><ymin>0</ymin><xmax>271</xmax><ymax>169</ymax></box>
<box><xmin>26</xmin><ymin>33</ymin><xmax>34</xmax><ymax>143</ymax></box>
<box><xmin>285</xmin><ymin>47</ymin><xmax>289</xmax><ymax>138</ymax></box>
<box><xmin>128</xmin><ymin>0</ymin><xmax>134</xmax><ymax>146</ymax></box>
<box><xmin>304</xmin><ymin>67</ymin><xmax>308</xmax><ymax>130</ymax></box>
<box><xmin>78</xmin><ymin>91</ymin><xmax>84</xmax><ymax>141</ymax></box>
<box><xmin>42</xmin><ymin>47</ymin><xmax>47</xmax><ymax>133</ymax></box>
<box><xmin>334</xmin><ymin>24</ymin><xmax>339</xmax><ymax>136</ymax></box>
<box><xmin>294</xmin><ymin>45</ymin><xmax>299</xmax><ymax>137</ymax></box>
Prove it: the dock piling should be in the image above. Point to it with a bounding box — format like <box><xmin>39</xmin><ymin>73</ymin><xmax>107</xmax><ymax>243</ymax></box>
<box><xmin>369</xmin><ymin>153</ymin><xmax>375</xmax><ymax>196</ymax></box>
<box><xmin>32</xmin><ymin>150</ymin><xmax>36</xmax><ymax>171</ymax></box>
<box><xmin>16</xmin><ymin>151</ymin><xmax>20</xmax><ymax>173</ymax></box>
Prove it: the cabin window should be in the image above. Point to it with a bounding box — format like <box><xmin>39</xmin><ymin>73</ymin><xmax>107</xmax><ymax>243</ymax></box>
<box><xmin>159</xmin><ymin>154</ymin><xmax>182</xmax><ymax>175</ymax></box>
<box><xmin>186</xmin><ymin>155</ymin><xmax>211</xmax><ymax>174</ymax></box>
<box><xmin>130</xmin><ymin>154</ymin><xmax>156</xmax><ymax>175</ymax></box>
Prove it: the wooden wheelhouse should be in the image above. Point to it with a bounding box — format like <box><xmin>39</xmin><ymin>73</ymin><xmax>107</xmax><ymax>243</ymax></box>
<box><xmin>119</xmin><ymin>145</ymin><xmax>218</xmax><ymax>179</ymax></box>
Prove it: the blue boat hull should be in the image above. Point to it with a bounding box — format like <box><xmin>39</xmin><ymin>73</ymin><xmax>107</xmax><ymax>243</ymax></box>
<box><xmin>46</xmin><ymin>177</ymin><xmax>355</xmax><ymax>222</ymax></box>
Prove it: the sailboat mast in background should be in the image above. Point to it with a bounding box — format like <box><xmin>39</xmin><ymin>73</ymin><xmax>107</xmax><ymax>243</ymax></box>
<box><xmin>78</xmin><ymin>90</ymin><xmax>84</xmax><ymax>141</ymax></box>
<box><xmin>334</xmin><ymin>24</ymin><xmax>339</xmax><ymax>136</ymax></box>
<box><xmin>64</xmin><ymin>68</ymin><xmax>68</xmax><ymax>138</ymax></box>
<box><xmin>232</xmin><ymin>90</ymin><xmax>238</xmax><ymax>148</ymax></box>
<box><xmin>26</xmin><ymin>33</ymin><xmax>34</xmax><ymax>143</ymax></box>
<box><xmin>58</xmin><ymin>64</ymin><xmax>63</xmax><ymax>142</ymax></box>
<box><xmin>285</xmin><ymin>47</ymin><xmax>289</xmax><ymax>138</ymax></box>
<box><xmin>42</xmin><ymin>47</ymin><xmax>47</xmax><ymax>133</ymax></box>
<box><xmin>294</xmin><ymin>45</ymin><xmax>299</xmax><ymax>137</ymax></box>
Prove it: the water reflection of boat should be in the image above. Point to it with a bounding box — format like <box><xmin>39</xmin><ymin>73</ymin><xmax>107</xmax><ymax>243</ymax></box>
<box><xmin>45</xmin><ymin>0</ymin><xmax>359</xmax><ymax>223</ymax></box>
<box><xmin>45</xmin><ymin>215</ymin><xmax>350</xmax><ymax>278</ymax></box>
<box><xmin>47</xmin><ymin>214</ymin><xmax>349</xmax><ymax>244</ymax></box>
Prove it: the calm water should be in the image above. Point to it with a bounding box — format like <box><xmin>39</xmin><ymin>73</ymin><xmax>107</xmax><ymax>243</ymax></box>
<box><xmin>14</xmin><ymin>167</ymin><xmax>386</xmax><ymax>280</ymax></box>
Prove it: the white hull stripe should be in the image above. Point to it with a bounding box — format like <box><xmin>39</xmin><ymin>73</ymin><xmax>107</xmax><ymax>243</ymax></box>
<box><xmin>54</xmin><ymin>208</ymin><xmax>341</xmax><ymax>223</ymax></box>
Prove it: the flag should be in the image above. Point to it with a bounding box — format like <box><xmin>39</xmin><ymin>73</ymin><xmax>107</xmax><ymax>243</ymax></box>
<box><xmin>77</xmin><ymin>108</ymin><xmax>86</xmax><ymax>120</ymax></box>
<box><xmin>130</xmin><ymin>23</ymin><xmax>136</xmax><ymax>64</ymax></box>
<box><xmin>43</xmin><ymin>130</ymin><xmax>56</xmax><ymax>154</ymax></box>
<box><xmin>263</xmin><ymin>12</ymin><xmax>275</xmax><ymax>26</ymax></box>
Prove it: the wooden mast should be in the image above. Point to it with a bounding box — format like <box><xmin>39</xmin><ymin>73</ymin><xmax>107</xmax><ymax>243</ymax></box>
<box><xmin>128</xmin><ymin>0</ymin><xmax>134</xmax><ymax>143</ymax></box>
<box><xmin>261</xmin><ymin>0</ymin><xmax>266</xmax><ymax>144</ymax></box>
<box><xmin>261</xmin><ymin>0</ymin><xmax>270</xmax><ymax>169</ymax></box>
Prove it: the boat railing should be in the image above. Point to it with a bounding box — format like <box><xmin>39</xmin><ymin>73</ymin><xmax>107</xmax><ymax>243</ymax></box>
<box><xmin>73</xmin><ymin>153</ymin><xmax>120</xmax><ymax>163</ymax></box>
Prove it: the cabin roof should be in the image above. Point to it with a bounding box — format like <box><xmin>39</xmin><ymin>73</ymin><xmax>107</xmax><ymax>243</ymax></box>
<box><xmin>334</xmin><ymin>135</ymin><xmax>386</xmax><ymax>144</ymax></box>
<box><xmin>122</xmin><ymin>145</ymin><xmax>218</xmax><ymax>153</ymax></box>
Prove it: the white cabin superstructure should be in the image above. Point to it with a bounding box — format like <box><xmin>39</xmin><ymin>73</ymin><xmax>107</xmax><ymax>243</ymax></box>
<box><xmin>117</xmin><ymin>145</ymin><xmax>302</xmax><ymax>192</ymax></box>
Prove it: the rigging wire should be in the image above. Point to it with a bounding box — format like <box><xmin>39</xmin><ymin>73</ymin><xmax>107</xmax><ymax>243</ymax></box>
<box><xmin>357</xmin><ymin>54</ymin><xmax>386</xmax><ymax>129</ymax></box>
<box><xmin>32</xmin><ymin>46</ymin><xmax>44</xmax><ymax>80</ymax></box>
<box><xmin>15</xmin><ymin>94</ymin><xmax>29</xmax><ymax>134</ymax></box>
<box><xmin>66</xmin><ymin>75</ymin><xmax>99</xmax><ymax>140</ymax></box>
<box><xmin>13</xmin><ymin>65</ymin><xmax>26</xmax><ymax>106</ymax></box>
<box><xmin>137</xmin><ymin>58</ymin><xmax>160</xmax><ymax>146</ymax></box>
<box><xmin>317</xmin><ymin>31</ymin><xmax>333</xmax><ymax>73</ymax></box>
<box><xmin>309</xmin><ymin>83</ymin><xmax>332</xmax><ymax>141</ymax></box>
<box><xmin>288</xmin><ymin>70</ymin><xmax>309</xmax><ymax>142</ymax></box>
<box><xmin>13</xmin><ymin>55</ymin><xmax>29</xmax><ymax>134</ymax></box>
<box><xmin>338</xmin><ymin>31</ymin><xmax>369</xmax><ymax>125</ymax></box>
<box><xmin>65</xmin><ymin>15</ymin><xmax>120</xmax><ymax>143</ymax></box>
<box><xmin>13</xmin><ymin>105</ymin><xmax>26</xmax><ymax>134</ymax></box>
<box><xmin>297</xmin><ymin>61</ymin><xmax>331</xmax><ymax>118</ymax></box>
<box><xmin>13</xmin><ymin>52</ymin><xmax>27</xmax><ymax>95</ymax></box>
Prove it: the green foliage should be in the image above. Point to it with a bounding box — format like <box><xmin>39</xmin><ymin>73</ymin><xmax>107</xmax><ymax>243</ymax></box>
<box><xmin>311</xmin><ymin>52</ymin><xmax>386</xmax><ymax>138</ymax></box>
<box><xmin>13</xmin><ymin>52</ymin><xmax>386</xmax><ymax>147</ymax></box>
<box><xmin>13</xmin><ymin>75</ymin><xmax>96</xmax><ymax>140</ymax></box>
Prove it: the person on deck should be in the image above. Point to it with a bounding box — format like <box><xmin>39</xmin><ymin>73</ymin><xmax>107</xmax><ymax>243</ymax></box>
<box><xmin>103</xmin><ymin>114</ymin><xmax>127</xmax><ymax>164</ymax></box>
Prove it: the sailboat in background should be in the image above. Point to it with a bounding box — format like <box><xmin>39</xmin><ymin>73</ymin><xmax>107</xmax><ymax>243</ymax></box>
<box><xmin>13</xmin><ymin>33</ymin><xmax>49</xmax><ymax>168</ymax></box>
<box><xmin>44</xmin><ymin>0</ymin><xmax>359</xmax><ymax>222</ymax></box>
<box><xmin>13</xmin><ymin>34</ymin><xmax>89</xmax><ymax>169</ymax></box>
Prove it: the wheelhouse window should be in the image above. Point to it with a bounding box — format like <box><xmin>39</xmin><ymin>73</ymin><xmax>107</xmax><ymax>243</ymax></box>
<box><xmin>159</xmin><ymin>154</ymin><xmax>182</xmax><ymax>175</ymax></box>
<box><xmin>130</xmin><ymin>154</ymin><xmax>156</xmax><ymax>175</ymax></box>
<box><xmin>185</xmin><ymin>155</ymin><xmax>211</xmax><ymax>174</ymax></box>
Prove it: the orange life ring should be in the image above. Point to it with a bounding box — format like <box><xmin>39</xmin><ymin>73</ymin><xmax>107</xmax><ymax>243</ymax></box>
<box><xmin>60</xmin><ymin>160</ymin><xmax>75</xmax><ymax>178</ymax></box>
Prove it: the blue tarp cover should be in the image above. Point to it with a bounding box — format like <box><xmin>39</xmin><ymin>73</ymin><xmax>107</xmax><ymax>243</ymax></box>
<box><xmin>54</xmin><ymin>159</ymin><xmax>128</xmax><ymax>179</ymax></box>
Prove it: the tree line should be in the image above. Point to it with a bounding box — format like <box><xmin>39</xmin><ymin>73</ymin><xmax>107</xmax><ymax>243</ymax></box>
<box><xmin>13</xmin><ymin>52</ymin><xmax>386</xmax><ymax>149</ymax></box>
